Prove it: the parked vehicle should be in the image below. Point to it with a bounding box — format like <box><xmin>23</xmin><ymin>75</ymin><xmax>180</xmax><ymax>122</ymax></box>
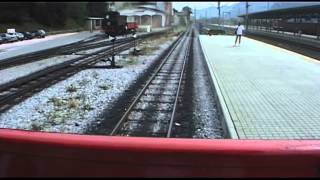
<box><xmin>6</xmin><ymin>33</ymin><xmax>19</xmax><ymax>42</ymax></box>
<box><xmin>21</xmin><ymin>32</ymin><xmax>33</xmax><ymax>40</ymax></box>
<box><xmin>15</xmin><ymin>32</ymin><xmax>25</xmax><ymax>41</ymax></box>
<box><xmin>0</xmin><ymin>36</ymin><xmax>4</xmax><ymax>44</ymax></box>
<box><xmin>31</xmin><ymin>29</ymin><xmax>46</xmax><ymax>38</ymax></box>
<box><xmin>0</xmin><ymin>34</ymin><xmax>8</xmax><ymax>43</ymax></box>
<box><xmin>0</xmin><ymin>33</ymin><xmax>17</xmax><ymax>43</ymax></box>
<box><xmin>7</xmin><ymin>32</ymin><xmax>24</xmax><ymax>41</ymax></box>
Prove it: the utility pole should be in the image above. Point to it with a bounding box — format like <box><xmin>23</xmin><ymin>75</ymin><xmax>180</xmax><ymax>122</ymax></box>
<box><xmin>267</xmin><ymin>2</ymin><xmax>270</xmax><ymax>10</ymax></box>
<box><xmin>218</xmin><ymin>1</ymin><xmax>221</xmax><ymax>25</ymax></box>
<box><xmin>194</xmin><ymin>8</ymin><xmax>196</xmax><ymax>23</ymax></box>
<box><xmin>246</xmin><ymin>1</ymin><xmax>250</xmax><ymax>30</ymax></box>
<box><xmin>205</xmin><ymin>10</ymin><xmax>207</xmax><ymax>25</ymax></box>
<box><xmin>223</xmin><ymin>12</ymin><xmax>231</xmax><ymax>26</ymax></box>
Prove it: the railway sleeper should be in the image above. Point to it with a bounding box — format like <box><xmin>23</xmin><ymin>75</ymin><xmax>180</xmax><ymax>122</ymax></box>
<box><xmin>124</xmin><ymin>117</ymin><xmax>171</xmax><ymax>124</ymax></box>
<box><xmin>139</xmin><ymin>96</ymin><xmax>176</xmax><ymax>102</ymax></box>
<box><xmin>117</xmin><ymin>130</ymin><xmax>167</xmax><ymax>137</ymax></box>
<box><xmin>119</xmin><ymin>122</ymin><xmax>169</xmax><ymax>134</ymax></box>
<box><xmin>130</xmin><ymin>108</ymin><xmax>173</xmax><ymax>114</ymax></box>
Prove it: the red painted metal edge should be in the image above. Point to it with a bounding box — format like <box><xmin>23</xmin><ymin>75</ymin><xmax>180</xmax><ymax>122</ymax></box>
<box><xmin>0</xmin><ymin>128</ymin><xmax>319</xmax><ymax>177</ymax></box>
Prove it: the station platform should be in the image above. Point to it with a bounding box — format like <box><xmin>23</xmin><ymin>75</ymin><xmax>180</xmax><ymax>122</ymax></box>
<box><xmin>199</xmin><ymin>35</ymin><xmax>320</xmax><ymax>139</ymax></box>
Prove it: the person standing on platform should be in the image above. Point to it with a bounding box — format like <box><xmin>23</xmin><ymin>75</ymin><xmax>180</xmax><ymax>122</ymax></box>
<box><xmin>234</xmin><ymin>23</ymin><xmax>245</xmax><ymax>46</ymax></box>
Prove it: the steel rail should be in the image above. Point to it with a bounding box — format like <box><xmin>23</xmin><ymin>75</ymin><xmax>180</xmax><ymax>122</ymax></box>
<box><xmin>0</xmin><ymin>40</ymin><xmax>130</xmax><ymax>93</ymax></box>
<box><xmin>0</xmin><ymin>30</ymin><xmax>167</xmax><ymax>92</ymax></box>
<box><xmin>0</xmin><ymin>30</ymin><xmax>173</xmax><ymax>114</ymax></box>
<box><xmin>110</xmin><ymin>29</ymin><xmax>190</xmax><ymax>136</ymax></box>
<box><xmin>0</xmin><ymin>29</ymin><xmax>169</xmax><ymax>70</ymax></box>
<box><xmin>0</xmin><ymin>41</ymin><xmax>134</xmax><ymax>113</ymax></box>
<box><xmin>166</xmin><ymin>29</ymin><xmax>193</xmax><ymax>138</ymax></box>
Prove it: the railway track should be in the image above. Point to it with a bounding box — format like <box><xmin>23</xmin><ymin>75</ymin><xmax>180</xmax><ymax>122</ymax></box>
<box><xmin>0</xmin><ymin>30</ymin><xmax>169</xmax><ymax>70</ymax></box>
<box><xmin>110</xmin><ymin>27</ymin><xmax>193</xmax><ymax>138</ymax></box>
<box><xmin>0</xmin><ymin>34</ymin><xmax>136</xmax><ymax>70</ymax></box>
<box><xmin>0</xmin><ymin>31</ymin><xmax>167</xmax><ymax>114</ymax></box>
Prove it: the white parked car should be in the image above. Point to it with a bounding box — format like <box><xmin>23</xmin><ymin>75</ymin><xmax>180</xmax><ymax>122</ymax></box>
<box><xmin>6</xmin><ymin>33</ymin><xmax>19</xmax><ymax>42</ymax></box>
<box><xmin>0</xmin><ymin>33</ymin><xmax>17</xmax><ymax>42</ymax></box>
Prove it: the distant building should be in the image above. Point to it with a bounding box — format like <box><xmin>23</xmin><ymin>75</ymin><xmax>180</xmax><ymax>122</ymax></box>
<box><xmin>86</xmin><ymin>17</ymin><xmax>104</xmax><ymax>32</ymax></box>
<box><xmin>117</xmin><ymin>2</ymin><xmax>173</xmax><ymax>28</ymax></box>
<box><xmin>173</xmin><ymin>6</ymin><xmax>192</xmax><ymax>26</ymax></box>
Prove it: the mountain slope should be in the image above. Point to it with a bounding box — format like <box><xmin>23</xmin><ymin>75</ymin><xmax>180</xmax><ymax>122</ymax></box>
<box><xmin>194</xmin><ymin>2</ymin><xmax>320</xmax><ymax>19</ymax></box>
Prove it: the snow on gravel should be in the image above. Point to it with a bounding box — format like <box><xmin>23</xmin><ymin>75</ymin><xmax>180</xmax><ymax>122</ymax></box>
<box><xmin>0</xmin><ymin>34</ymin><xmax>178</xmax><ymax>134</ymax></box>
<box><xmin>0</xmin><ymin>55</ymin><xmax>81</xmax><ymax>85</ymax></box>
<box><xmin>0</xmin><ymin>31</ymin><xmax>102</xmax><ymax>61</ymax></box>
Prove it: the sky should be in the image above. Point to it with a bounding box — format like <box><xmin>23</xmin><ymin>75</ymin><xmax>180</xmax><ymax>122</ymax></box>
<box><xmin>172</xmin><ymin>1</ymin><xmax>239</xmax><ymax>11</ymax></box>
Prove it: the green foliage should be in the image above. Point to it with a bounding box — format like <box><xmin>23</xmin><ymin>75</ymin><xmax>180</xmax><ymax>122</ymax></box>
<box><xmin>0</xmin><ymin>2</ymin><xmax>88</xmax><ymax>31</ymax></box>
<box><xmin>48</xmin><ymin>97</ymin><xmax>64</xmax><ymax>107</ymax></box>
<box><xmin>98</xmin><ymin>84</ymin><xmax>111</xmax><ymax>90</ymax></box>
<box><xmin>66</xmin><ymin>84</ymin><xmax>78</xmax><ymax>93</ymax></box>
<box><xmin>31</xmin><ymin>122</ymin><xmax>43</xmax><ymax>131</ymax></box>
<box><xmin>179</xmin><ymin>16</ymin><xmax>187</xmax><ymax>26</ymax></box>
<box><xmin>87</xmin><ymin>2</ymin><xmax>108</xmax><ymax>17</ymax></box>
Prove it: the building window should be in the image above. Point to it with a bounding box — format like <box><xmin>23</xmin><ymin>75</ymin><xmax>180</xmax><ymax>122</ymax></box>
<box><xmin>96</xmin><ymin>20</ymin><xmax>101</xmax><ymax>26</ymax></box>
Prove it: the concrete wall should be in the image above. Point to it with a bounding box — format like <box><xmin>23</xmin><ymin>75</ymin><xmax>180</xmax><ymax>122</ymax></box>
<box><xmin>87</xmin><ymin>19</ymin><xmax>103</xmax><ymax>32</ymax></box>
<box><xmin>141</xmin><ymin>15</ymin><xmax>152</xmax><ymax>25</ymax></box>
<box><xmin>134</xmin><ymin>15</ymin><xmax>141</xmax><ymax>25</ymax></box>
<box><xmin>152</xmin><ymin>15</ymin><xmax>162</xmax><ymax>27</ymax></box>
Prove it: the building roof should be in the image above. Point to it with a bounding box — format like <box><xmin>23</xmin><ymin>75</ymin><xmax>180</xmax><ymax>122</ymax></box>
<box><xmin>238</xmin><ymin>5</ymin><xmax>320</xmax><ymax>19</ymax></box>
<box><xmin>118</xmin><ymin>8</ymin><xmax>165</xmax><ymax>17</ymax></box>
<box><xmin>138</xmin><ymin>6</ymin><xmax>165</xmax><ymax>14</ymax></box>
<box><xmin>87</xmin><ymin>17</ymin><xmax>104</xmax><ymax>20</ymax></box>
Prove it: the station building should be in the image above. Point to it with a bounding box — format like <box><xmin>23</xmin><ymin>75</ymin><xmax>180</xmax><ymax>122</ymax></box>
<box><xmin>118</xmin><ymin>2</ymin><xmax>173</xmax><ymax>29</ymax></box>
<box><xmin>238</xmin><ymin>5</ymin><xmax>320</xmax><ymax>38</ymax></box>
<box><xmin>86</xmin><ymin>17</ymin><xmax>104</xmax><ymax>32</ymax></box>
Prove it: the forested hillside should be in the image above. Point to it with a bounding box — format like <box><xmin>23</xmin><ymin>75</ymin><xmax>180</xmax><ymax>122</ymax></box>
<box><xmin>0</xmin><ymin>2</ymin><xmax>108</xmax><ymax>32</ymax></box>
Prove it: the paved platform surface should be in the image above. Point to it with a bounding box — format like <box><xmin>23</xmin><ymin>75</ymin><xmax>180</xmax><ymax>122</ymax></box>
<box><xmin>199</xmin><ymin>35</ymin><xmax>320</xmax><ymax>139</ymax></box>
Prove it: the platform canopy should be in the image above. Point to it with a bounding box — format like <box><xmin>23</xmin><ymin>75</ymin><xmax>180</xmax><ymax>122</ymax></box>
<box><xmin>118</xmin><ymin>7</ymin><xmax>165</xmax><ymax>17</ymax></box>
<box><xmin>238</xmin><ymin>5</ymin><xmax>320</xmax><ymax>19</ymax></box>
<box><xmin>87</xmin><ymin>17</ymin><xmax>104</xmax><ymax>20</ymax></box>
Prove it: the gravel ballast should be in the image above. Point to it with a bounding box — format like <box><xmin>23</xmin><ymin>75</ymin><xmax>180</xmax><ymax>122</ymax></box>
<box><xmin>0</xmin><ymin>34</ymin><xmax>178</xmax><ymax>134</ymax></box>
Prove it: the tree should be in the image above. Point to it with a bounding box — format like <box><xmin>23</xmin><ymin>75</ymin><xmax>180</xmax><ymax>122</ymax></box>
<box><xmin>182</xmin><ymin>6</ymin><xmax>192</xmax><ymax>23</ymax></box>
<box><xmin>87</xmin><ymin>2</ymin><xmax>108</xmax><ymax>17</ymax></box>
<box><xmin>0</xmin><ymin>2</ymin><xmax>88</xmax><ymax>30</ymax></box>
<box><xmin>66</xmin><ymin>2</ymin><xmax>87</xmax><ymax>25</ymax></box>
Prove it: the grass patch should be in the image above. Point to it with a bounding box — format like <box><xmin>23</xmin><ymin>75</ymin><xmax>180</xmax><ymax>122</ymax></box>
<box><xmin>48</xmin><ymin>97</ymin><xmax>64</xmax><ymax>107</ymax></box>
<box><xmin>79</xmin><ymin>78</ymin><xmax>90</xmax><ymax>86</ymax></box>
<box><xmin>141</xmin><ymin>46</ymin><xmax>160</xmax><ymax>55</ymax></box>
<box><xmin>122</xmin><ymin>56</ymin><xmax>139</xmax><ymax>66</ymax></box>
<box><xmin>66</xmin><ymin>84</ymin><xmax>78</xmax><ymax>93</ymax></box>
<box><xmin>91</xmin><ymin>72</ymin><xmax>99</xmax><ymax>79</ymax></box>
<box><xmin>98</xmin><ymin>84</ymin><xmax>111</xmax><ymax>90</ymax></box>
<box><xmin>31</xmin><ymin>122</ymin><xmax>43</xmax><ymax>131</ymax></box>
<box><xmin>68</xmin><ymin>98</ymin><xmax>80</xmax><ymax>109</ymax></box>
<box><xmin>83</xmin><ymin>104</ymin><xmax>94</xmax><ymax>111</ymax></box>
